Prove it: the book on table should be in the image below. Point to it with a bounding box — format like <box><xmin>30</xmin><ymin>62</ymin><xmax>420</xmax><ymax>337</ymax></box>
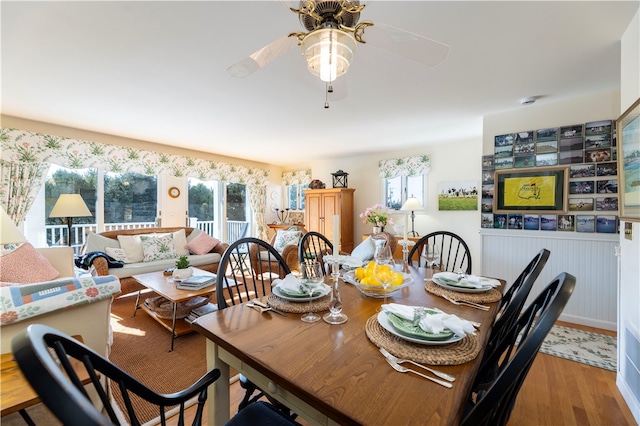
<box><xmin>176</xmin><ymin>275</ymin><xmax>216</xmax><ymax>290</ymax></box>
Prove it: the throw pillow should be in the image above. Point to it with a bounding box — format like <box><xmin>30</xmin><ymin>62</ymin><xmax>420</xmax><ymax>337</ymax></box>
<box><xmin>0</xmin><ymin>243</ymin><xmax>60</xmax><ymax>283</ymax></box>
<box><xmin>85</xmin><ymin>231</ymin><xmax>120</xmax><ymax>253</ymax></box>
<box><xmin>105</xmin><ymin>247</ymin><xmax>131</xmax><ymax>263</ymax></box>
<box><xmin>186</xmin><ymin>227</ymin><xmax>202</xmax><ymax>242</ymax></box>
<box><xmin>351</xmin><ymin>236</ymin><xmax>375</xmax><ymax>261</ymax></box>
<box><xmin>140</xmin><ymin>234</ymin><xmax>177</xmax><ymax>262</ymax></box>
<box><xmin>273</xmin><ymin>229</ymin><xmax>302</xmax><ymax>254</ymax></box>
<box><xmin>185</xmin><ymin>232</ymin><xmax>220</xmax><ymax>255</ymax></box>
<box><xmin>117</xmin><ymin>235</ymin><xmax>146</xmax><ymax>263</ymax></box>
<box><xmin>172</xmin><ymin>229</ymin><xmax>190</xmax><ymax>257</ymax></box>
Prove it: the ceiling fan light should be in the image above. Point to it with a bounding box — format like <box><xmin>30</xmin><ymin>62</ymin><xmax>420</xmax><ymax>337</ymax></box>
<box><xmin>301</xmin><ymin>28</ymin><xmax>356</xmax><ymax>82</ymax></box>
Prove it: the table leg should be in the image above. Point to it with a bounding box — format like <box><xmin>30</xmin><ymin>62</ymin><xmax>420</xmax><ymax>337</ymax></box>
<box><xmin>169</xmin><ymin>302</ymin><xmax>177</xmax><ymax>352</ymax></box>
<box><xmin>206</xmin><ymin>339</ymin><xmax>230</xmax><ymax>426</ymax></box>
<box><xmin>133</xmin><ymin>285</ymin><xmax>142</xmax><ymax>317</ymax></box>
<box><xmin>18</xmin><ymin>409</ymin><xmax>36</xmax><ymax>426</ymax></box>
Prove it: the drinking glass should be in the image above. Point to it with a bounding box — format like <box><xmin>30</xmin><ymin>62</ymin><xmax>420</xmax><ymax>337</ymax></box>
<box><xmin>421</xmin><ymin>243</ymin><xmax>441</xmax><ymax>270</ymax></box>
<box><xmin>300</xmin><ymin>260</ymin><xmax>324</xmax><ymax>323</ymax></box>
<box><xmin>373</xmin><ymin>242</ymin><xmax>396</xmax><ymax>306</ymax></box>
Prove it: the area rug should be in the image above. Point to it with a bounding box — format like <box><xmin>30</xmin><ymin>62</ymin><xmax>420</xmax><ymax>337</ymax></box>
<box><xmin>109</xmin><ymin>291</ymin><xmax>207</xmax><ymax>425</ymax></box>
<box><xmin>539</xmin><ymin>325</ymin><xmax>617</xmax><ymax>372</ymax></box>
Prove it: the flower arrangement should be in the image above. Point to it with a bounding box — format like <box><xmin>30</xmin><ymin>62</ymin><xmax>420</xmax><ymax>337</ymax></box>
<box><xmin>359</xmin><ymin>204</ymin><xmax>393</xmax><ymax>228</ymax></box>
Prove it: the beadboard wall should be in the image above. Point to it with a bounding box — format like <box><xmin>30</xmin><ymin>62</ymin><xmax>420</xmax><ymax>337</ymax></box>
<box><xmin>480</xmin><ymin>229</ymin><xmax>619</xmax><ymax>330</ymax></box>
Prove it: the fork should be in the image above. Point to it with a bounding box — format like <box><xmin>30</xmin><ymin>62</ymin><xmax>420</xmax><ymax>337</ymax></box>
<box><xmin>385</xmin><ymin>357</ymin><xmax>452</xmax><ymax>388</ymax></box>
<box><xmin>379</xmin><ymin>347</ymin><xmax>455</xmax><ymax>382</ymax></box>
<box><xmin>440</xmin><ymin>294</ymin><xmax>489</xmax><ymax>311</ymax></box>
<box><xmin>247</xmin><ymin>300</ymin><xmax>287</xmax><ymax>316</ymax></box>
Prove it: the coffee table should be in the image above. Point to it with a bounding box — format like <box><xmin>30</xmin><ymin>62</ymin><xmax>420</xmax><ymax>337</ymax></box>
<box><xmin>132</xmin><ymin>268</ymin><xmax>216</xmax><ymax>351</ymax></box>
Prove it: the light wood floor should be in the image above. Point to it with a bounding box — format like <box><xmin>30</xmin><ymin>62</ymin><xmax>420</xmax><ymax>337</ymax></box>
<box><xmin>169</xmin><ymin>321</ymin><xmax>637</xmax><ymax>425</ymax></box>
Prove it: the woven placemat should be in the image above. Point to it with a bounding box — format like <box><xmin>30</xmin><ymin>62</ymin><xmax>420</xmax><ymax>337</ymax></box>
<box><xmin>365</xmin><ymin>315</ymin><xmax>481</xmax><ymax>365</ymax></box>
<box><xmin>424</xmin><ymin>280</ymin><xmax>502</xmax><ymax>304</ymax></box>
<box><xmin>266</xmin><ymin>293</ymin><xmax>331</xmax><ymax>313</ymax></box>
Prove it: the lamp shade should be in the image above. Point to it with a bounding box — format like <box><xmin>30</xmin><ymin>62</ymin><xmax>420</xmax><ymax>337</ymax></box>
<box><xmin>1</xmin><ymin>206</ymin><xmax>26</xmax><ymax>245</ymax></box>
<box><xmin>301</xmin><ymin>28</ymin><xmax>357</xmax><ymax>82</ymax></box>
<box><xmin>401</xmin><ymin>197</ymin><xmax>423</xmax><ymax>212</ymax></box>
<box><xmin>49</xmin><ymin>194</ymin><xmax>91</xmax><ymax>218</ymax></box>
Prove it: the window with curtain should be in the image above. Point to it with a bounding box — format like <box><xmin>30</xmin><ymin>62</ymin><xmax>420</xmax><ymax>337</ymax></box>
<box><xmin>282</xmin><ymin>169</ymin><xmax>312</xmax><ymax>211</ymax></box>
<box><xmin>379</xmin><ymin>155</ymin><xmax>430</xmax><ymax>209</ymax></box>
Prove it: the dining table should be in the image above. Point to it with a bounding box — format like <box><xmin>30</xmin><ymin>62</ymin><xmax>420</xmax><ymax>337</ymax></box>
<box><xmin>191</xmin><ymin>266</ymin><xmax>504</xmax><ymax>426</ymax></box>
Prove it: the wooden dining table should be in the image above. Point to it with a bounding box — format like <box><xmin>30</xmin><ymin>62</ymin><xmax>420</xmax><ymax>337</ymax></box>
<box><xmin>191</xmin><ymin>267</ymin><xmax>503</xmax><ymax>426</ymax></box>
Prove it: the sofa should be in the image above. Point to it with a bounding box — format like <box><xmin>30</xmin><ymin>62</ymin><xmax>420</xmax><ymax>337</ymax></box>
<box><xmin>84</xmin><ymin>227</ymin><xmax>228</xmax><ymax>297</ymax></box>
<box><xmin>1</xmin><ymin>246</ymin><xmax>121</xmax><ymax>357</ymax></box>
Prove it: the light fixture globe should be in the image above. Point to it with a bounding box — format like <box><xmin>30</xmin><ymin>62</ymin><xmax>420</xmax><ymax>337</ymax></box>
<box><xmin>301</xmin><ymin>28</ymin><xmax>357</xmax><ymax>82</ymax></box>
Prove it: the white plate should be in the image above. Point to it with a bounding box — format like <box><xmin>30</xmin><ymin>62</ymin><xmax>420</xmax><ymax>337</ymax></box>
<box><xmin>377</xmin><ymin>311</ymin><xmax>464</xmax><ymax>345</ymax></box>
<box><xmin>432</xmin><ymin>277</ymin><xmax>493</xmax><ymax>294</ymax></box>
<box><xmin>272</xmin><ymin>284</ymin><xmax>331</xmax><ymax>302</ymax></box>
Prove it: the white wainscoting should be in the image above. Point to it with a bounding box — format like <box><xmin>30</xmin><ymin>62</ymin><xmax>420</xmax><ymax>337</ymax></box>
<box><xmin>480</xmin><ymin>229</ymin><xmax>619</xmax><ymax>330</ymax></box>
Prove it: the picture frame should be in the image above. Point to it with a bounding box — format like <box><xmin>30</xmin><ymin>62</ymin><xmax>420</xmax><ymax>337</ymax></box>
<box><xmin>494</xmin><ymin>166</ymin><xmax>568</xmax><ymax>213</ymax></box>
<box><xmin>617</xmin><ymin>98</ymin><xmax>640</xmax><ymax>221</ymax></box>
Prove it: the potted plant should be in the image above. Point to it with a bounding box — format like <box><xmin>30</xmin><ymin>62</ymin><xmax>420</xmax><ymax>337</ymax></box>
<box><xmin>172</xmin><ymin>256</ymin><xmax>193</xmax><ymax>280</ymax></box>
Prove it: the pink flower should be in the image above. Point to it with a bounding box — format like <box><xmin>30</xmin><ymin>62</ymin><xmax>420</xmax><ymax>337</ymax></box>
<box><xmin>1</xmin><ymin>311</ymin><xmax>19</xmax><ymax>324</ymax></box>
<box><xmin>85</xmin><ymin>287</ymin><xmax>99</xmax><ymax>298</ymax></box>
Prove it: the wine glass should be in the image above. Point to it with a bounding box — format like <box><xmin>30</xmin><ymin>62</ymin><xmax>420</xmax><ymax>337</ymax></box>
<box><xmin>373</xmin><ymin>242</ymin><xmax>396</xmax><ymax>306</ymax></box>
<box><xmin>300</xmin><ymin>260</ymin><xmax>324</xmax><ymax>323</ymax></box>
<box><xmin>421</xmin><ymin>243</ymin><xmax>441</xmax><ymax>270</ymax></box>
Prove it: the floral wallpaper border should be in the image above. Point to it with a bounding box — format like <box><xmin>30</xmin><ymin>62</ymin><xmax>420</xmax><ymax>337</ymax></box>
<box><xmin>282</xmin><ymin>169</ymin><xmax>312</xmax><ymax>186</ymax></box>
<box><xmin>0</xmin><ymin>128</ymin><xmax>270</xmax><ymax>185</ymax></box>
<box><xmin>378</xmin><ymin>155</ymin><xmax>431</xmax><ymax>178</ymax></box>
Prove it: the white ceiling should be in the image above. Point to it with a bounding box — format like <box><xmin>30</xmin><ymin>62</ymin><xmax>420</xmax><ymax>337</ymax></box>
<box><xmin>2</xmin><ymin>1</ymin><xmax>638</xmax><ymax>167</ymax></box>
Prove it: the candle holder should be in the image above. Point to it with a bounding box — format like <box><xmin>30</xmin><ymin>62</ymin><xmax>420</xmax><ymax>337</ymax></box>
<box><xmin>322</xmin><ymin>255</ymin><xmax>348</xmax><ymax>324</ymax></box>
<box><xmin>398</xmin><ymin>239</ymin><xmax>416</xmax><ymax>274</ymax></box>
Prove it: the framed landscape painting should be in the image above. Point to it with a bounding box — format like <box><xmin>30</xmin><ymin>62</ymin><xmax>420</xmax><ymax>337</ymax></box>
<box><xmin>494</xmin><ymin>166</ymin><xmax>568</xmax><ymax>213</ymax></box>
<box><xmin>617</xmin><ymin>98</ymin><xmax>640</xmax><ymax>221</ymax></box>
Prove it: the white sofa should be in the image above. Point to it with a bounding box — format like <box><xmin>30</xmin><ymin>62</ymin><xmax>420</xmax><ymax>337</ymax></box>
<box><xmin>0</xmin><ymin>246</ymin><xmax>121</xmax><ymax>357</ymax></box>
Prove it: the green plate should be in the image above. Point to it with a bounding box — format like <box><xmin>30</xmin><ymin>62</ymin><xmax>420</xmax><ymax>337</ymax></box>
<box><xmin>387</xmin><ymin>312</ymin><xmax>455</xmax><ymax>341</ymax></box>
<box><xmin>277</xmin><ymin>285</ymin><xmax>324</xmax><ymax>298</ymax></box>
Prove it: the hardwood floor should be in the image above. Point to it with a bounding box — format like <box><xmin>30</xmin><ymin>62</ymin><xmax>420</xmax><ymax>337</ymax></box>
<box><xmin>170</xmin><ymin>322</ymin><xmax>637</xmax><ymax>425</ymax></box>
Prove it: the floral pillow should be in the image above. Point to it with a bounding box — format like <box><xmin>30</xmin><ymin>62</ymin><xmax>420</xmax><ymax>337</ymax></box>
<box><xmin>140</xmin><ymin>234</ymin><xmax>177</xmax><ymax>262</ymax></box>
<box><xmin>273</xmin><ymin>228</ymin><xmax>303</xmax><ymax>254</ymax></box>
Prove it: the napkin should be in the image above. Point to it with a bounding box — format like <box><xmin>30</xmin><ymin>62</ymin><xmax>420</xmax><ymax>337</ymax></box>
<box><xmin>382</xmin><ymin>303</ymin><xmax>476</xmax><ymax>337</ymax></box>
<box><xmin>272</xmin><ymin>273</ymin><xmax>304</xmax><ymax>295</ymax></box>
<box><xmin>433</xmin><ymin>272</ymin><xmax>500</xmax><ymax>289</ymax></box>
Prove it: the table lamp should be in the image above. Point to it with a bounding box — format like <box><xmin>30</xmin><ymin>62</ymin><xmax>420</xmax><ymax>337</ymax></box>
<box><xmin>1</xmin><ymin>206</ymin><xmax>26</xmax><ymax>248</ymax></box>
<box><xmin>49</xmin><ymin>194</ymin><xmax>92</xmax><ymax>246</ymax></box>
<box><xmin>400</xmin><ymin>197</ymin><xmax>423</xmax><ymax>237</ymax></box>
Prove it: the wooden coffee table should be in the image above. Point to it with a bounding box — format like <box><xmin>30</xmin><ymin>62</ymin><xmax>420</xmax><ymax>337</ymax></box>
<box><xmin>132</xmin><ymin>268</ymin><xmax>216</xmax><ymax>351</ymax></box>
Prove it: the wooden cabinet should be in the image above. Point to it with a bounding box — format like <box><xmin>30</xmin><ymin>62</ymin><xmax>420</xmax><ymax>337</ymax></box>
<box><xmin>304</xmin><ymin>188</ymin><xmax>355</xmax><ymax>252</ymax></box>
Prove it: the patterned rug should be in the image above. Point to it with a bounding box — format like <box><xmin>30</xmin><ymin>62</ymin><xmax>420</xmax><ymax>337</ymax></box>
<box><xmin>540</xmin><ymin>325</ymin><xmax>617</xmax><ymax>371</ymax></box>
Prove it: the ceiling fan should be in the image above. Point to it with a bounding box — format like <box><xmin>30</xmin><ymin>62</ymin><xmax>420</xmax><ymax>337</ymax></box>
<box><xmin>227</xmin><ymin>0</ymin><xmax>450</xmax><ymax>106</ymax></box>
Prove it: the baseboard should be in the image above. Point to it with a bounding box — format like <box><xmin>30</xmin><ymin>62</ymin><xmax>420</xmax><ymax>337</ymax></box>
<box><xmin>559</xmin><ymin>312</ymin><xmax>616</xmax><ymax>332</ymax></box>
<box><xmin>617</xmin><ymin>376</ymin><xmax>640</xmax><ymax>425</ymax></box>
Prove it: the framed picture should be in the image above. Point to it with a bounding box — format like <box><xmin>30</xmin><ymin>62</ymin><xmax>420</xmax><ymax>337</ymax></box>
<box><xmin>617</xmin><ymin>98</ymin><xmax>640</xmax><ymax>221</ymax></box>
<box><xmin>494</xmin><ymin>166</ymin><xmax>568</xmax><ymax>213</ymax></box>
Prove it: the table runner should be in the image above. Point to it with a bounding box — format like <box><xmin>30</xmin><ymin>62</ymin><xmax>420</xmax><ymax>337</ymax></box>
<box><xmin>266</xmin><ymin>293</ymin><xmax>331</xmax><ymax>313</ymax></box>
<box><xmin>424</xmin><ymin>279</ymin><xmax>502</xmax><ymax>304</ymax></box>
<box><xmin>365</xmin><ymin>315</ymin><xmax>481</xmax><ymax>365</ymax></box>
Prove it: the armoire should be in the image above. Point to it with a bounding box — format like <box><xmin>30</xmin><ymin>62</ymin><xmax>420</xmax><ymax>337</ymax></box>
<box><xmin>304</xmin><ymin>188</ymin><xmax>355</xmax><ymax>252</ymax></box>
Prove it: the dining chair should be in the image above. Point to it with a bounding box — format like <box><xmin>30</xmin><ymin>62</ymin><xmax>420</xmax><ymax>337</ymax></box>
<box><xmin>11</xmin><ymin>324</ymin><xmax>299</xmax><ymax>426</ymax></box>
<box><xmin>461</xmin><ymin>272</ymin><xmax>576</xmax><ymax>426</ymax></box>
<box><xmin>298</xmin><ymin>231</ymin><xmax>333</xmax><ymax>266</ymax></box>
<box><xmin>473</xmin><ymin>249</ymin><xmax>551</xmax><ymax>388</ymax></box>
<box><xmin>215</xmin><ymin>237</ymin><xmax>295</xmax><ymax>417</ymax></box>
<box><xmin>408</xmin><ymin>231</ymin><xmax>472</xmax><ymax>274</ymax></box>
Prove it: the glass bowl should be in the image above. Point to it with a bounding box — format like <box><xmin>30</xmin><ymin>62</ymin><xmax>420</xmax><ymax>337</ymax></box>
<box><xmin>343</xmin><ymin>271</ymin><xmax>412</xmax><ymax>298</ymax></box>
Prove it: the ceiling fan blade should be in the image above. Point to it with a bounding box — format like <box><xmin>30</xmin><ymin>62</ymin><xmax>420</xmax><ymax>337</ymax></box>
<box><xmin>227</xmin><ymin>35</ymin><xmax>299</xmax><ymax>78</ymax></box>
<box><xmin>363</xmin><ymin>23</ymin><xmax>450</xmax><ymax>67</ymax></box>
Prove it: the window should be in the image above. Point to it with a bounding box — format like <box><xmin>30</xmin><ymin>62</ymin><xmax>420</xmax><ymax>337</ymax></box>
<box><xmin>384</xmin><ymin>174</ymin><xmax>425</xmax><ymax>210</ymax></box>
<box><xmin>286</xmin><ymin>184</ymin><xmax>309</xmax><ymax>211</ymax></box>
<box><xmin>188</xmin><ymin>178</ymin><xmax>220</xmax><ymax>237</ymax></box>
<box><xmin>104</xmin><ymin>172</ymin><xmax>157</xmax><ymax>224</ymax></box>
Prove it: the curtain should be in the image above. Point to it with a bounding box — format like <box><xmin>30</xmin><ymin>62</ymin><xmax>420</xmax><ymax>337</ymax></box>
<box><xmin>282</xmin><ymin>169</ymin><xmax>312</xmax><ymax>185</ymax></box>
<box><xmin>0</xmin><ymin>128</ymin><xmax>269</xmax><ymax>185</ymax></box>
<box><xmin>378</xmin><ymin>155</ymin><xmax>430</xmax><ymax>178</ymax></box>
<box><xmin>0</xmin><ymin>160</ymin><xmax>50</xmax><ymax>225</ymax></box>
<box><xmin>247</xmin><ymin>184</ymin><xmax>268</xmax><ymax>241</ymax></box>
